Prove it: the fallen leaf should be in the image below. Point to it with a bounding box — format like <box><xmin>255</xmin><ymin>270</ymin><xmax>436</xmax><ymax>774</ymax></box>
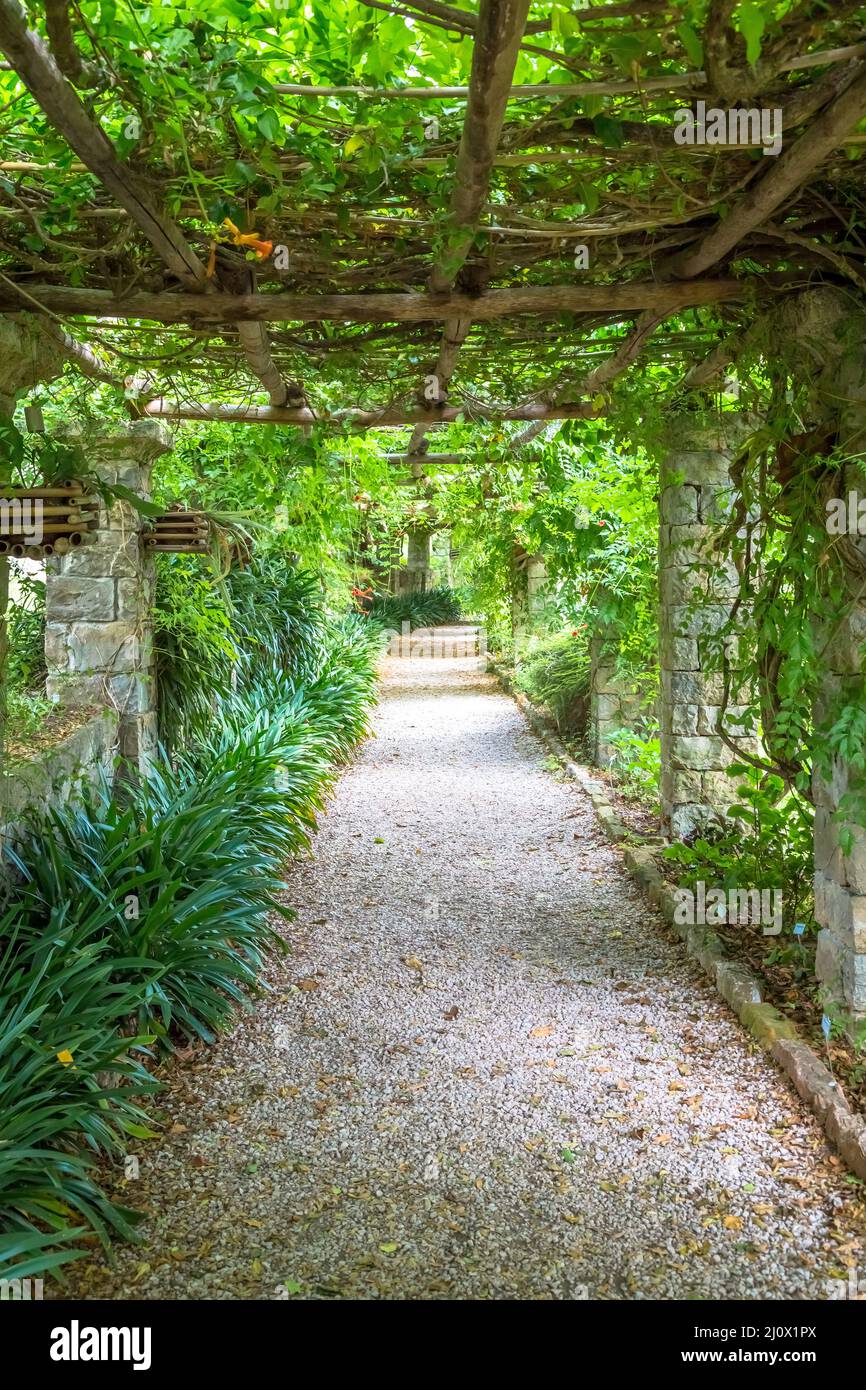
<box><xmin>723</xmin><ymin>1215</ymin><xmax>744</xmax><ymax>1232</ymax></box>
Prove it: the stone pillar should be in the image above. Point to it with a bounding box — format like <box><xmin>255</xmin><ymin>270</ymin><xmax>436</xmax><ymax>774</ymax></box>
<box><xmin>526</xmin><ymin>554</ymin><xmax>548</xmax><ymax>622</ymax></box>
<box><xmin>44</xmin><ymin>420</ymin><xmax>171</xmax><ymax>775</ymax></box>
<box><xmin>394</xmin><ymin>527</ymin><xmax>431</xmax><ymax>595</ymax></box>
<box><xmin>802</xmin><ymin>294</ymin><xmax>866</xmax><ymax>1021</ymax></box>
<box><xmin>658</xmin><ymin>416</ymin><xmax>755</xmax><ymax>837</ymax></box>
<box><xmin>511</xmin><ymin>544</ymin><xmax>546</xmax><ymax>645</ymax></box>
<box><xmin>813</xmin><ymin>624</ymin><xmax>866</xmax><ymax>1022</ymax></box>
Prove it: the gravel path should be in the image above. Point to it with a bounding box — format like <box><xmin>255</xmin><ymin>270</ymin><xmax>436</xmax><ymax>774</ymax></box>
<box><xmin>64</xmin><ymin>656</ymin><xmax>866</xmax><ymax>1300</ymax></box>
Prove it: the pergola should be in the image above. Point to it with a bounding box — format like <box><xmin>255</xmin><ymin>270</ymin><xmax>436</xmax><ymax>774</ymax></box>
<box><xmin>0</xmin><ymin>0</ymin><xmax>864</xmax><ymax>448</ymax></box>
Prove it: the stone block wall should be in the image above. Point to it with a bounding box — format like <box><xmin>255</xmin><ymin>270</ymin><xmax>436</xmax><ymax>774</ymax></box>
<box><xmin>44</xmin><ymin>420</ymin><xmax>171</xmax><ymax>774</ymax></box>
<box><xmin>657</xmin><ymin>417</ymin><xmax>757</xmax><ymax>838</ymax></box>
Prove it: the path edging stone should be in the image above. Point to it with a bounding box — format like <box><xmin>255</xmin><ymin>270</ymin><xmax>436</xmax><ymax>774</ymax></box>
<box><xmin>488</xmin><ymin>655</ymin><xmax>866</xmax><ymax>1179</ymax></box>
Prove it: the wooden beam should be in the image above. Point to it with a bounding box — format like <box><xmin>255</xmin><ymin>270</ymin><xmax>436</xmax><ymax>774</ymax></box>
<box><xmin>270</xmin><ymin>48</ymin><xmax>866</xmax><ymax>100</ymax></box>
<box><xmin>412</xmin><ymin>0</ymin><xmax>530</xmax><ymax>455</ymax></box>
<box><xmin>44</xmin><ymin>0</ymin><xmax>98</xmax><ymax>86</ymax></box>
<box><xmin>384</xmin><ymin>452</ymin><xmax>462</xmax><ymax>463</ymax></box>
<box><xmin>389</xmin><ymin>0</ymin><xmax>672</xmax><ymax>32</ymax></box>
<box><xmin>0</xmin><ymin>280</ymin><xmax>750</xmax><ymax>323</ymax></box>
<box><xmin>430</xmin><ymin>0</ymin><xmax>531</xmax><ymax>293</ymax></box>
<box><xmin>561</xmin><ymin>62</ymin><xmax>866</xmax><ymax>407</ymax></box>
<box><xmin>142</xmin><ymin>398</ymin><xmax>603</xmax><ymax>426</ymax></box>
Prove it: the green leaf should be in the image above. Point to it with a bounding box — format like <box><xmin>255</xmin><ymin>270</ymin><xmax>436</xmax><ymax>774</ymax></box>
<box><xmin>676</xmin><ymin>21</ymin><xmax>704</xmax><ymax>68</ymax></box>
<box><xmin>592</xmin><ymin>116</ymin><xmax>625</xmax><ymax>150</ymax></box>
<box><xmin>257</xmin><ymin>110</ymin><xmax>282</xmax><ymax>144</ymax></box>
<box><xmin>737</xmin><ymin>2</ymin><xmax>765</xmax><ymax>66</ymax></box>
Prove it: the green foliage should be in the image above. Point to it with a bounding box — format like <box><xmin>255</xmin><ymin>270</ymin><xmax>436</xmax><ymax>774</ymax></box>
<box><xmin>514</xmin><ymin>631</ymin><xmax>591</xmax><ymax>735</ymax></box>
<box><xmin>604</xmin><ymin>727</ymin><xmax>661</xmax><ymax>806</ymax></box>
<box><xmin>0</xmin><ymin>608</ymin><xmax>379</xmax><ymax>1279</ymax></box>
<box><xmin>366</xmin><ymin>585</ymin><xmax>462</xmax><ymax>633</ymax></box>
<box><xmin>5</xmin><ymin>570</ymin><xmax>46</xmax><ymax>695</ymax></box>
<box><xmin>663</xmin><ymin>765</ymin><xmax>816</xmax><ymax>934</ymax></box>
<box><xmin>0</xmin><ymin>904</ymin><xmax>158</xmax><ymax>1280</ymax></box>
<box><xmin>154</xmin><ymin>556</ymin><xmax>335</xmax><ymax>753</ymax></box>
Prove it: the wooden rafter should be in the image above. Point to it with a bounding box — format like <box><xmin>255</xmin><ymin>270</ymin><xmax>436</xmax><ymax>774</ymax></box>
<box><xmin>0</xmin><ymin>280</ymin><xmax>750</xmax><ymax>323</ymax></box>
<box><xmin>142</xmin><ymin>398</ymin><xmax>603</xmax><ymax>426</ymax></box>
<box><xmin>562</xmin><ymin>59</ymin><xmax>866</xmax><ymax>407</ymax></box>
<box><xmin>407</xmin><ymin>0</ymin><xmax>530</xmax><ymax>456</ymax></box>
<box><xmin>0</xmin><ymin>0</ymin><xmax>205</xmax><ymax>288</ymax></box>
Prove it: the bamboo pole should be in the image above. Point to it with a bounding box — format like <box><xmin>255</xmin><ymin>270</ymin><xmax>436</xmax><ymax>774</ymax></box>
<box><xmin>1</xmin><ymin>485</ymin><xmax>83</xmax><ymax>498</ymax></box>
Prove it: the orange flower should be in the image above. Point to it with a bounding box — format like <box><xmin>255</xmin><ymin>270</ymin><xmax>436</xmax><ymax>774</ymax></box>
<box><xmin>222</xmin><ymin>218</ymin><xmax>273</xmax><ymax>260</ymax></box>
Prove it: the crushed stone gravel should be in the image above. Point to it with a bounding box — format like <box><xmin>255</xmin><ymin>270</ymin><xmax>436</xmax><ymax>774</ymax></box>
<box><xmin>58</xmin><ymin>656</ymin><xmax>866</xmax><ymax>1301</ymax></box>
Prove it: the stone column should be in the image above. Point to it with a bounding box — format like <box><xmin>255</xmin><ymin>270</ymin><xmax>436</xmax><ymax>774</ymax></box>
<box><xmin>658</xmin><ymin>416</ymin><xmax>755</xmax><ymax>837</ymax></box>
<box><xmin>394</xmin><ymin>527</ymin><xmax>431</xmax><ymax>595</ymax></box>
<box><xmin>801</xmin><ymin>293</ymin><xmax>866</xmax><ymax>1022</ymax></box>
<box><xmin>511</xmin><ymin>544</ymin><xmax>547</xmax><ymax>645</ymax></box>
<box><xmin>526</xmin><ymin>554</ymin><xmax>548</xmax><ymax>623</ymax></box>
<box><xmin>44</xmin><ymin>420</ymin><xmax>171</xmax><ymax>775</ymax></box>
<box><xmin>813</xmin><ymin>621</ymin><xmax>866</xmax><ymax>1022</ymax></box>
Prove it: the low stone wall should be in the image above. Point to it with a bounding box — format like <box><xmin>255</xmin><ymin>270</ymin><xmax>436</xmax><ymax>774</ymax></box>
<box><xmin>0</xmin><ymin>710</ymin><xmax>118</xmax><ymax>852</ymax></box>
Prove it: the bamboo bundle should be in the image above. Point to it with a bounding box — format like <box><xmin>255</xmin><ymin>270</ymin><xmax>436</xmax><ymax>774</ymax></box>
<box><xmin>145</xmin><ymin>510</ymin><xmax>212</xmax><ymax>553</ymax></box>
<box><xmin>0</xmin><ymin>480</ymin><xmax>100</xmax><ymax>557</ymax></box>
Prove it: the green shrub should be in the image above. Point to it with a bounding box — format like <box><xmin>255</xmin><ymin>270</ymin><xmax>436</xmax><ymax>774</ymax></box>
<box><xmin>154</xmin><ymin>556</ymin><xmax>330</xmax><ymax>754</ymax></box>
<box><xmin>366</xmin><ymin>585</ymin><xmax>462</xmax><ymax>632</ymax></box>
<box><xmin>5</xmin><ymin>570</ymin><xmax>46</xmax><ymax>696</ymax></box>
<box><xmin>663</xmin><ymin>766</ymin><xmax>815</xmax><ymax>935</ymax></box>
<box><xmin>0</xmin><ymin>903</ymin><xmax>158</xmax><ymax>1280</ymax></box>
<box><xmin>1</xmin><ymin>564</ymin><xmax>380</xmax><ymax>1280</ymax></box>
<box><xmin>604</xmin><ymin>726</ymin><xmax>661</xmax><ymax>805</ymax></box>
<box><xmin>514</xmin><ymin>631</ymin><xmax>591</xmax><ymax>735</ymax></box>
